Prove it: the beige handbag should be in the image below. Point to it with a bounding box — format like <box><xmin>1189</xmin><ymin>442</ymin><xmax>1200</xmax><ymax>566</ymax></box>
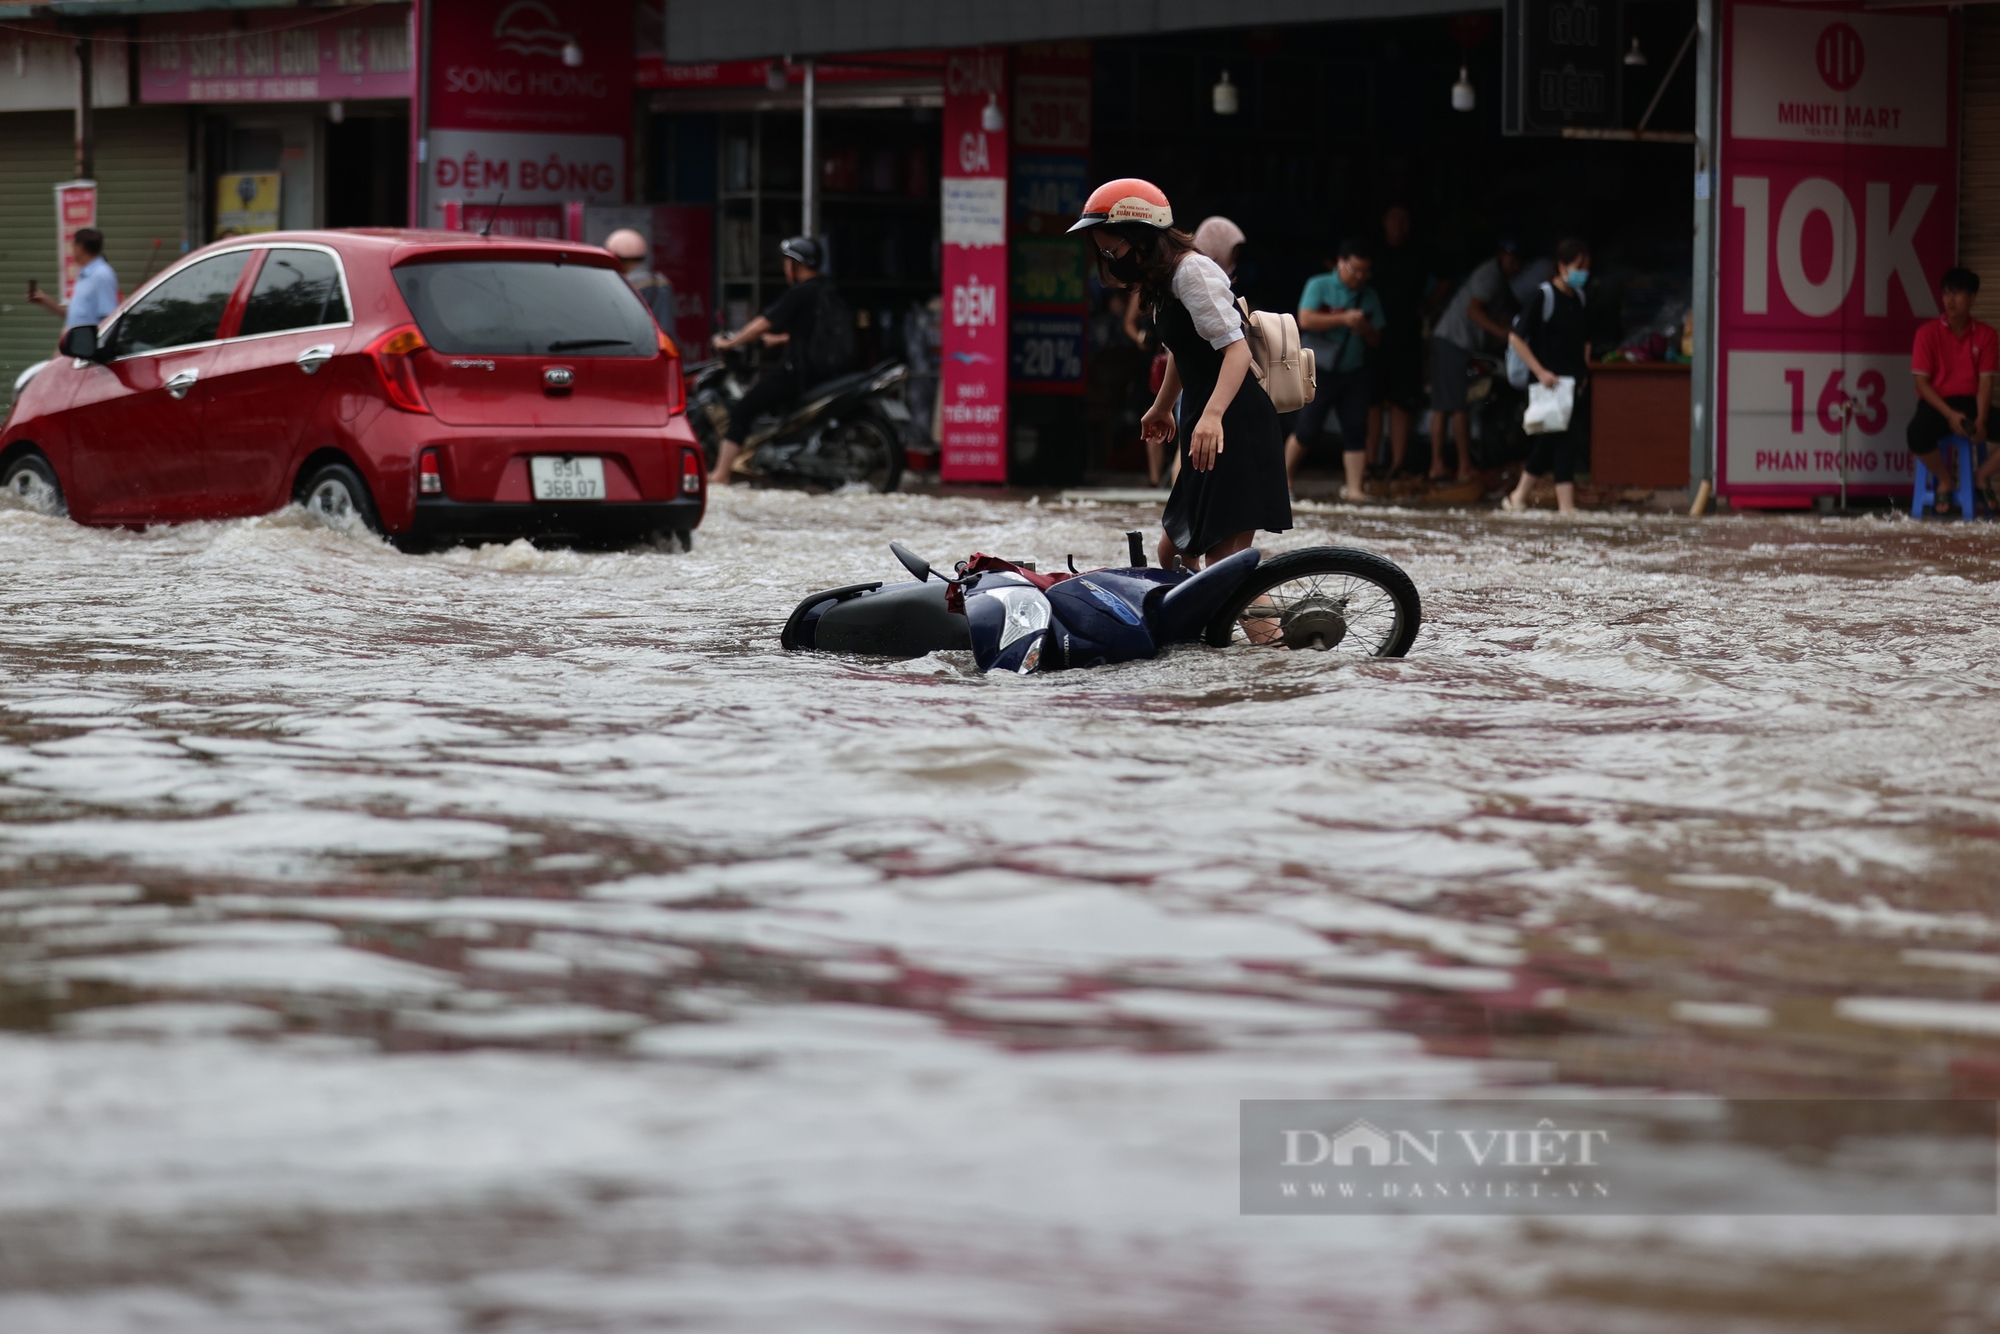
<box><xmin>1235</xmin><ymin>297</ymin><xmax>1316</xmax><ymax>412</ymax></box>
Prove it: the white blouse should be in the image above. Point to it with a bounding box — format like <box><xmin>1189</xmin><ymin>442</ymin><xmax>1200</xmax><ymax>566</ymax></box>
<box><xmin>1170</xmin><ymin>252</ymin><xmax>1245</xmax><ymax>351</ymax></box>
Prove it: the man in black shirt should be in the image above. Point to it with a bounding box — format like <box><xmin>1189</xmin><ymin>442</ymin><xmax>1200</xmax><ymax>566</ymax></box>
<box><xmin>1503</xmin><ymin>238</ymin><xmax>1593</xmax><ymax>515</ymax></box>
<box><xmin>1366</xmin><ymin>205</ymin><xmax>1447</xmax><ymax>476</ymax></box>
<box><xmin>708</xmin><ymin>235</ymin><xmax>842</xmax><ymax>484</ymax></box>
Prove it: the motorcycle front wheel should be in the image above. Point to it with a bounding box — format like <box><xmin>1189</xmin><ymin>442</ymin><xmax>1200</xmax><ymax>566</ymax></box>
<box><xmin>814</xmin><ymin>415</ymin><xmax>903</xmax><ymax>493</ymax></box>
<box><xmin>1204</xmin><ymin>547</ymin><xmax>1421</xmax><ymax>658</ymax></box>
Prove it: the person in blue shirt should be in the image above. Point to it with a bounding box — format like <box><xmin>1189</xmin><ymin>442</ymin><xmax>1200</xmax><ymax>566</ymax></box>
<box><xmin>1286</xmin><ymin>236</ymin><xmax>1385</xmax><ymax>501</ymax></box>
<box><xmin>31</xmin><ymin>227</ymin><xmax>119</xmax><ymax>345</ymax></box>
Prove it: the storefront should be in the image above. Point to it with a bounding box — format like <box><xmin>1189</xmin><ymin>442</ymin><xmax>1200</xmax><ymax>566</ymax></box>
<box><xmin>133</xmin><ymin>4</ymin><xmax>414</xmax><ymax>241</ymax></box>
<box><xmin>0</xmin><ymin>30</ymin><xmax>184</xmax><ymax>396</ymax></box>
<box><xmin>1708</xmin><ymin>0</ymin><xmax>1959</xmax><ymax>509</ymax></box>
<box><xmin>650</xmin><ymin>2</ymin><xmax>1713</xmax><ymax>487</ymax></box>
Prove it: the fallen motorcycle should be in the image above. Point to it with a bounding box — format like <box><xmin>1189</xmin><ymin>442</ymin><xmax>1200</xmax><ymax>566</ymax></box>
<box><xmin>781</xmin><ymin>533</ymin><xmax>1421</xmax><ymax>672</ymax></box>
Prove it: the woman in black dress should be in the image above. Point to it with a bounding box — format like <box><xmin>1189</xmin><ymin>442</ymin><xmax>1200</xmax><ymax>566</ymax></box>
<box><xmin>1070</xmin><ymin>179</ymin><xmax>1292</xmax><ymax>568</ymax></box>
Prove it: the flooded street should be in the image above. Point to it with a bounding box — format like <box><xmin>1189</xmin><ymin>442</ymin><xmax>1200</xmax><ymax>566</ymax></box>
<box><xmin>4</xmin><ymin>487</ymin><xmax>2000</xmax><ymax>1332</ymax></box>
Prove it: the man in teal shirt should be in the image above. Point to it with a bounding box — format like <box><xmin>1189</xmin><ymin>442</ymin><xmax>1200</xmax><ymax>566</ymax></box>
<box><xmin>1286</xmin><ymin>237</ymin><xmax>1384</xmax><ymax>500</ymax></box>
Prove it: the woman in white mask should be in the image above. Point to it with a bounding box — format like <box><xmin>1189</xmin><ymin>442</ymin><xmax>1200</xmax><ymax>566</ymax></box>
<box><xmin>1503</xmin><ymin>237</ymin><xmax>1593</xmax><ymax>515</ymax></box>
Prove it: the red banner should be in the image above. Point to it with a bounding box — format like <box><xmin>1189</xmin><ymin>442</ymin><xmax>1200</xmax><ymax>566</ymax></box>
<box><xmin>636</xmin><ymin>50</ymin><xmax>945</xmax><ymax>91</ymax></box>
<box><xmin>429</xmin><ymin>0</ymin><xmax>629</xmax><ymax>136</ymax></box>
<box><xmin>1716</xmin><ymin>2</ymin><xmax>1959</xmax><ymax>501</ymax></box>
<box><xmin>55</xmin><ymin>180</ymin><xmax>96</xmax><ymax>302</ymax></box>
<box><xmin>939</xmin><ymin>49</ymin><xmax>1009</xmax><ymax>484</ymax></box>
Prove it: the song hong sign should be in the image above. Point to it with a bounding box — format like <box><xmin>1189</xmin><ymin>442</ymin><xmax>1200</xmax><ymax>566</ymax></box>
<box><xmin>1716</xmin><ymin>1</ymin><xmax>1958</xmax><ymax>502</ymax></box>
<box><xmin>424</xmin><ymin>0</ymin><xmax>631</xmax><ymax>228</ymax></box>
<box><xmin>939</xmin><ymin>49</ymin><xmax>1009</xmax><ymax>483</ymax></box>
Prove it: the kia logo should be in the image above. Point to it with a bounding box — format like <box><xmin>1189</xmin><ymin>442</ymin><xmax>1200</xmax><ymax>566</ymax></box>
<box><xmin>1816</xmin><ymin>22</ymin><xmax>1864</xmax><ymax>93</ymax></box>
<box><xmin>543</xmin><ymin>366</ymin><xmax>574</xmax><ymax>388</ymax></box>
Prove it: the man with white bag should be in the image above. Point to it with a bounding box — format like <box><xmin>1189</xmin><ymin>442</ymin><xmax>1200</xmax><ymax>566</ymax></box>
<box><xmin>1503</xmin><ymin>238</ymin><xmax>1592</xmax><ymax>515</ymax></box>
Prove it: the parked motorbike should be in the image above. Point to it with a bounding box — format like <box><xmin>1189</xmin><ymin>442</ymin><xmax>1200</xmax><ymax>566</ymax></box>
<box><xmin>782</xmin><ymin>533</ymin><xmax>1421</xmax><ymax>672</ymax></box>
<box><xmin>686</xmin><ymin>346</ymin><xmax>909</xmax><ymax>492</ymax></box>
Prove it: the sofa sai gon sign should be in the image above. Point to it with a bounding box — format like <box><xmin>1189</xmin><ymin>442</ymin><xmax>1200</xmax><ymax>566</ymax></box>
<box><xmin>1716</xmin><ymin>2</ymin><xmax>1956</xmax><ymax>501</ymax></box>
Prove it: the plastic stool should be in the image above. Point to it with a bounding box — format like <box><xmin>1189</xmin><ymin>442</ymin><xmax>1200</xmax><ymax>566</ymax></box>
<box><xmin>1912</xmin><ymin>434</ymin><xmax>1980</xmax><ymax>521</ymax></box>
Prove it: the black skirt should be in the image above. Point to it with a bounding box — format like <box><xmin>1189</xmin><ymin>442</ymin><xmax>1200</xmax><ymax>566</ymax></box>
<box><xmin>1155</xmin><ymin>283</ymin><xmax>1292</xmax><ymax>555</ymax></box>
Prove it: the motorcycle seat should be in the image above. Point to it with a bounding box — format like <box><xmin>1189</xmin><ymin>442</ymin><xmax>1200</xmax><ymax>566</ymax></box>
<box><xmin>800</xmin><ymin>368</ymin><xmax>877</xmax><ymax>403</ymax></box>
<box><xmin>1152</xmin><ymin>547</ymin><xmax>1262</xmax><ymax>644</ymax></box>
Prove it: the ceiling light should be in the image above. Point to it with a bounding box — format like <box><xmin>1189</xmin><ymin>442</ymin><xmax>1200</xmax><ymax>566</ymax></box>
<box><xmin>561</xmin><ymin>39</ymin><xmax>583</xmax><ymax>68</ymax></box>
<box><xmin>1624</xmin><ymin>37</ymin><xmax>1647</xmax><ymax>67</ymax></box>
<box><xmin>981</xmin><ymin>93</ymin><xmax>1005</xmax><ymax>134</ymax></box>
<box><xmin>1212</xmin><ymin>70</ymin><xmax>1239</xmax><ymax>116</ymax></box>
<box><xmin>1451</xmin><ymin>66</ymin><xmax>1475</xmax><ymax>112</ymax></box>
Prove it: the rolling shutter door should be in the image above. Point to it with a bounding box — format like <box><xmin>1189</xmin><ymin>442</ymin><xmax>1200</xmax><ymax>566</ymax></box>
<box><xmin>0</xmin><ymin>107</ymin><xmax>188</xmax><ymax>405</ymax></box>
<box><xmin>94</xmin><ymin>107</ymin><xmax>192</xmax><ymax>319</ymax></box>
<box><xmin>1962</xmin><ymin>7</ymin><xmax>2000</xmax><ymax>283</ymax></box>
<box><xmin>0</xmin><ymin>112</ymin><xmax>80</xmax><ymax>399</ymax></box>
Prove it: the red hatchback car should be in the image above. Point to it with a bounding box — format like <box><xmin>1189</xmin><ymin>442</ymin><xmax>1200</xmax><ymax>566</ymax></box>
<box><xmin>1</xmin><ymin>230</ymin><xmax>705</xmax><ymax>549</ymax></box>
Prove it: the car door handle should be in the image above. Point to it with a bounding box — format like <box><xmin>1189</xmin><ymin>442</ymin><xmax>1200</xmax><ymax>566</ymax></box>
<box><xmin>165</xmin><ymin>368</ymin><xmax>199</xmax><ymax>400</ymax></box>
<box><xmin>296</xmin><ymin>343</ymin><xmax>335</xmax><ymax>375</ymax></box>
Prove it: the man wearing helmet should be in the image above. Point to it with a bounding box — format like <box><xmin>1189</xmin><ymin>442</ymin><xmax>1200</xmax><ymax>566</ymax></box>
<box><xmin>707</xmin><ymin>235</ymin><xmax>850</xmax><ymax>484</ymax></box>
<box><xmin>604</xmin><ymin>228</ymin><xmax>677</xmax><ymax>335</ymax></box>
<box><xmin>1072</xmin><ymin>179</ymin><xmax>1290</xmax><ymax>568</ymax></box>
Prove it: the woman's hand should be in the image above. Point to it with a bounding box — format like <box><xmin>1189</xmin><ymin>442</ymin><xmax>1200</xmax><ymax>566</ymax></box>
<box><xmin>1140</xmin><ymin>402</ymin><xmax>1176</xmax><ymax>446</ymax></box>
<box><xmin>1189</xmin><ymin>410</ymin><xmax>1225</xmax><ymax>471</ymax></box>
<box><xmin>1536</xmin><ymin>367</ymin><xmax>1560</xmax><ymax>389</ymax></box>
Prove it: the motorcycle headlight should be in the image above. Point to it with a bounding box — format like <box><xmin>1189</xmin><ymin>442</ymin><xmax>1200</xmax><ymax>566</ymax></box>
<box><xmin>995</xmin><ymin>584</ymin><xmax>1051</xmax><ymax>650</ymax></box>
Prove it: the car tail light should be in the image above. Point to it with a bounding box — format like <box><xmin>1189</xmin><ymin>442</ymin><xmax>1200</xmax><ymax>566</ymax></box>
<box><xmin>681</xmin><ymin>446</ymin><xmax>703</xmax><ymax>495</ymax></box>
<box><xmin>368</xmin><ymin>325</ymin><xmax>430</xmax><ymax>414</ymax></box>
<box><xmin>418</xmin><ymin>448</ymin><xmax>442</xmax><ymax>495</ymax></box>
<box><xmin>658</xmin><ymin>328</ymin><xmax>685</xmax><ymax>415</ymax></box>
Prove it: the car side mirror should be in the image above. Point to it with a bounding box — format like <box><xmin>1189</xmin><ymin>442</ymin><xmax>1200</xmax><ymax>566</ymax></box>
<box><xmin>58</xmin><ymin>324</ymin><xmax>100</xmax><ymax>361</ymax></box>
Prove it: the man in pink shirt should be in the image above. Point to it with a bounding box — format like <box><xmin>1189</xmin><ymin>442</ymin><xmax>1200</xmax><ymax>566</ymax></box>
<box><xmin>1906</xmin><ymin>267</ymin><xmax>1996</xmax><ymax>511</ymax></box>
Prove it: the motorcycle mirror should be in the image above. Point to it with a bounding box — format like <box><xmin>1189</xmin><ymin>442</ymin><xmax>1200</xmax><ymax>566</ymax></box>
<box><xmin>889</xmin><ymin>542</ymin><xmax>932</xmax><ymax>583</ymax></box>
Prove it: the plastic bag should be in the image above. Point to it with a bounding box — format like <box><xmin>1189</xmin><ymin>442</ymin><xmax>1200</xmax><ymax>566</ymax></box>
<box><xmin>1523</xmin><ymin>376</ymin><xmax>1576</xmax><ymax>435</ymax></box>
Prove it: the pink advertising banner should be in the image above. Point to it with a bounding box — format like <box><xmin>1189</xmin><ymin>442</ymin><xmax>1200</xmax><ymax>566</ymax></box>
<box><xmin>138</xmin><ymin>5</ymin><xmax>413</xmax><ymax>104</ymax></box>
<box><xmin>1716</xmin><ymin>1</ymin><xmax>1958</xmax><ymax>501</ymax></box>
<box><xmin>55</xmin><ymin>180</ymin><xmax>96</xmax><ymax>302</ymax></box>
<box><xmin>939</xmin><ymin>49</ymin><xmax>1009</xmax><ymax>484</ymax></box>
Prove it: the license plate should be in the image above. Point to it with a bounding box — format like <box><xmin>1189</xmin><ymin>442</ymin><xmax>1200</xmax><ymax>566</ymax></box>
<box><xmin>530</xmin><ymin>455</ymin><xmax>605</xmax><ymax>501</ymax></box>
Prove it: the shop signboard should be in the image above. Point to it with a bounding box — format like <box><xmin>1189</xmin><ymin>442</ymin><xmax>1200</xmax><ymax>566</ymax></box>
<box><xmin>636</xmin><ymin>50</ymin><xmax>946</xmax><ymax>90</ymax></box>
<box><xmin>1010</xmin><ymin>312</ymin><xmax>1085</xmax><ymax>387</ymax></box>
<box><xmin>54</xmin><ymin>181</ymin><xmax>96</xmax><ymax>302</ymax></box>
<box><xmin>1502</xmin><ymin>0</ymin><xmax>1622</xmax><ymax>135</ymax></box>
<box><xmin>939</xmin><ymin>48</ymin><xmax>1009</xmax><ymax>483</ymax></box>
<box><xmin>580</xmin><ymin>204</ymin><xmax>716</xmax><ymax>353</ymax></box>
<box><xmin>1715</xmin><ymin>2</ymin><xmax>1958</xmax><ymax>502</ymax></box>
<box><xmin>423</xmin><ymin>0</ymin><xmax>631</xmax><ymax>228</ymax></box>
<box><xmin>1009</xmin><ymin>45</ymin><xmax>1092</xmax><ymax>404</ymax></box>
<box><xmin>138</xmin><ymin>5</ymin><xmax>413</xmax><ymax>103</ymax></box>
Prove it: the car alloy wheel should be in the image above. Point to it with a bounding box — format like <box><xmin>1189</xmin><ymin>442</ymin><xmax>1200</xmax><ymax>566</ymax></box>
<box><xmin>2</xmin><ymin>453</ymin><xmax>65</xmax><ymax>517</ymax></box>
<box><xmin>298</xmin><ymin>462</ymin><xmax>383</xmax><ymax>536</ymax></box>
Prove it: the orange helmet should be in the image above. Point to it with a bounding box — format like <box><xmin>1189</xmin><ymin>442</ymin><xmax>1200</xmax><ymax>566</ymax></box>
<box><xmin>1067</xmin><ymin>178</ymin><xmax>1174</xmax><ymax>234</ymax></box>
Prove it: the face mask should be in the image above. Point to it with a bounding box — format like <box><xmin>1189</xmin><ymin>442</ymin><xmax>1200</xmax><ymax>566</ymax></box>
<box><xmin>1566</xmin><ymin>268</ymin><xmax>1590</xmax><ymax>290</ymax></box>
<box><xmin>1105</xmin><ymin>247</ymin><xmax>1147</xmax><ymax>285</ymax></box>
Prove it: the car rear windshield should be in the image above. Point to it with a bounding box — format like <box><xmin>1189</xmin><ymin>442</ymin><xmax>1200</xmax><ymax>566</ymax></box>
<box><xmin>393</xmin><ymin>260</ymin><xmax>656</xmax><ymax>357</ymax></box>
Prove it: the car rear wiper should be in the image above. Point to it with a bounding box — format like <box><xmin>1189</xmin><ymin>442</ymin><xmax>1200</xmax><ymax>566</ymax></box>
<box><xmin>546</xmin><ymin>338</ymin><xmax>633</xmax><ymax>351</ymax></box>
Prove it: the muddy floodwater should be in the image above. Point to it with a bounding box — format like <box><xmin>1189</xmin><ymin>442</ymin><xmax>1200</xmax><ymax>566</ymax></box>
<box><xmin>4</xmin><ymin>488</ymin><xmax>2000</xmax><ymax>1333</ymax></box>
